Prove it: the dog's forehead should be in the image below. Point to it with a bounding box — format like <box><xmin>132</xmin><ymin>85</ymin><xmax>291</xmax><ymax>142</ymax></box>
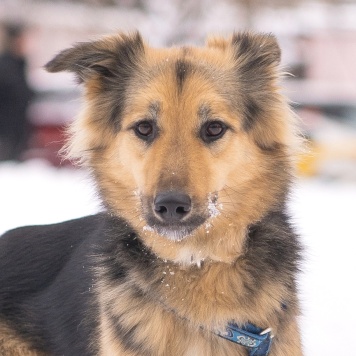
<box><xmin>122</xmin><ymin>46</ymin><xmax>235</xmax><ymax>121</ymax></box>
<box><xmin>123</xmin><ymin>72</ymin><xmax>234</xmax><ymax>130</ymax></box>
<box><xmin>145</xmin><ymin>45</ymin><xmax>232</xmax><ymax>86</ymax></box>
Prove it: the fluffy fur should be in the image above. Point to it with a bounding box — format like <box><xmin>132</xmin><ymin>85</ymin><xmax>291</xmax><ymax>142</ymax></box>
<box><xmin>0</xmin><ymin>32</ymin><xmax>303</xmax><ymax>355</ymax></box>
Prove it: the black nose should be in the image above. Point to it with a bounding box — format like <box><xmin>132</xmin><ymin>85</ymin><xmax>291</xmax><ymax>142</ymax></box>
<box><xmin>154</xmin><ymin>192</ymin><xmax>191</xmax><ymax>222</ymax></box>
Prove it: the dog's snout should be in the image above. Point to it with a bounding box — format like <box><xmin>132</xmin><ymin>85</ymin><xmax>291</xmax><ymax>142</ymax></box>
<box><xmin>154</xmin><ymin>192</ymin><xmax>191</xmax><ymax>222</ymax></box>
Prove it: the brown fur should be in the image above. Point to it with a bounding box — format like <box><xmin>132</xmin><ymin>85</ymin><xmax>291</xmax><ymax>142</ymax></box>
<box><xmin>0</xmin><ymin>32</ymin><xmax>303</xmax><ymax>355</ymax></box>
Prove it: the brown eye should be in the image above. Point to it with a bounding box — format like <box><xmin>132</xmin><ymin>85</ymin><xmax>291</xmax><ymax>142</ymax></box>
<box><xmin>134</xmin><ymin>120</ymin><xmax>157</xmax><ymax>142</ymax></box>
<box><xmin>136</xmin><ymin>122</ymin><xmax>153</xmax><ymax>136</ymax></box>
<box><xmin>201</xmin><ymin>121</ymin><xmax>227</xmax><ymax>143</ymax></box>
<box><xmin>206</xmin><ymin>122</ymin><xmax>224</xmax><ymax>137</ymax></box>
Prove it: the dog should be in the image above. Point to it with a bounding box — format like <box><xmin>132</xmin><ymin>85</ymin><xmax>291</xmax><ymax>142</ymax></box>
<box><xmin>0</xmin><ymin>32</ymin><xmax>303</xmax><ymax>355</ymax></box>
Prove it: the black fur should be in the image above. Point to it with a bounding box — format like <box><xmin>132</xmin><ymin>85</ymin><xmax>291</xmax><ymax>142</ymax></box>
<box><xmin>175</xmin><ymin>59</ymin><xmax>192</xmax><ymax>92</ymax></box>
<box><xmin>0</xmin><ymin>215</ymin><xmax>104</xmax><ymax>355</ymax></box>
<box><xmin>0</xmin><ymin>211</ymin><xmax>300</xmax><ymax>355</ymax></box>
<box><xmin>246</xmin><ymin>211</ymin><xmax>302</xmax><ymax>292</ymax></box>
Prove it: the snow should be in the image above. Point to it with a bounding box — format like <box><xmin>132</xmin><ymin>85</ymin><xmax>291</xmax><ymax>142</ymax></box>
<box><xmin>207</xmin><ymin>193</ymin><xmax>221</xmax><ymax>218</ymax></box>
<box><xmin>289</xmin><ymin>179</ymin><xmax>356</xmax><ymax>355</ymax></box>
<box><xmin>0</xmin><ymin>160</ymin><xmax>101</xmax><ymax>232</ymax></box>
<box><xmin>0</xmin><ymin>160</ymin><xmax>355</xmax><ymax>355</ymax></box>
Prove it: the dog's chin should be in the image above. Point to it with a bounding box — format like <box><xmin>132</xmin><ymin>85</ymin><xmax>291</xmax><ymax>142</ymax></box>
<box><xmin>143</xmin><ymin>213</ymin><xmax>207</xmax><ymax>241</ymax></box>
<box><xmin>152</xmin><ymin>225</ymin><xmax>196</xmax><ymax>241</ymax></box>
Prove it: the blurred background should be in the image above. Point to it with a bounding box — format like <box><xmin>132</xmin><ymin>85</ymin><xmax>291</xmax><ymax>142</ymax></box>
<box><xmin>0</xmin><ymin>0</ymin><xmax>355</xmax><ymax>355</ymax></box>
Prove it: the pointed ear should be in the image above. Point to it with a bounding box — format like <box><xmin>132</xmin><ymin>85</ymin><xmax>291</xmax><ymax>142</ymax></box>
<box><xmin>231</xmin><ymin>32</ymin><xmax>281</xmax><ymax>71</ymax></box>
<box><xmin>45</xmin><ymin>32</ymin><xmax>144</xmax><ymax>83</ymax></box>
<box><xmin>230</xmin><ymin>33</ymin><xmax>285</xmax><ymax>150</ymax></box>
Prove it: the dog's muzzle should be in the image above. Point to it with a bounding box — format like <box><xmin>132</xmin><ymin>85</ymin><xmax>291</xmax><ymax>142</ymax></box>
<box><xmin>142</xmin><ymin>191</ymin><xmax>207</xmax><ymax>241</ymax></box>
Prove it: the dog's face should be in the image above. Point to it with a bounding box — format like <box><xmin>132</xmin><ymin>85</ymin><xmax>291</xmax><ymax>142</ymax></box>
<box><xmin>47</xmin><ymin>32</ymin><xmax>295</xmax><ymax>262</ymax></box>
<box><xmin>117</xmin><ymin>72</ymin><xmax>252</xmax><ymax>241</ymax></box>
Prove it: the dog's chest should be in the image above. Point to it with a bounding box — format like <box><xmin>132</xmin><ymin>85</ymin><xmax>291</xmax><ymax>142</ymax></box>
<box><xmin>99</xmin><ymin>306</ymin><xmax>246</xmax><ymax>356</ymax></box>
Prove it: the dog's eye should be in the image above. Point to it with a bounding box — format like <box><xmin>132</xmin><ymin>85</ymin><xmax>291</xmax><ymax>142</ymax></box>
<box><xmin>201</xmin><ymin>121</ymin><xmax>227</xmax><ymax>143</ymax></box>
<box><xmin>134</xmin><ymin>121</ymin><xmax>155</xmax><ymax>140</ymax></box>
<box><xmin>206</xmin><ymin>122</ymin><xmax>224</xmax><ymax>136</ymax></box>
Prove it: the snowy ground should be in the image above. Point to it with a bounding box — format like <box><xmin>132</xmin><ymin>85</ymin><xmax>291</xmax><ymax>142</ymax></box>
<box><xmin>0</xmin><ymin>160</ymin><xmax>355</xmax><ymax>355</ymax></box>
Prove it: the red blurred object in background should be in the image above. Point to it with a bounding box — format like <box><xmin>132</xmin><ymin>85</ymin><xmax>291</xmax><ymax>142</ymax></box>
<box><xmin>23</xmin><ymin>86</ymin><xmax>81</xmax><ymax>166</ymax></box>
<box><xmin>25</xmin><ymin>123</ymin><xmax>67</xmax><ymax>166</ymax></box>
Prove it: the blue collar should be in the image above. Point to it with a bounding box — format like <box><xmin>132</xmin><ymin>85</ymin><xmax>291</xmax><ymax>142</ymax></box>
<box><xmin>217</xmin><ymin>322</ymin><xmax>273</xmax><ymax>356</ymax></box>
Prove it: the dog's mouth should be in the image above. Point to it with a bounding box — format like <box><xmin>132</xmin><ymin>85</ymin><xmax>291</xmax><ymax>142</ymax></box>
<box><xmin>144</xmin><ymin>216</ymin><xmax>207</xmax><ymax>241</ymax></box>
<box><xmin>141</xmin><ymin>192</ymin><xmax>219</xmax><ymax>241</ymax></box>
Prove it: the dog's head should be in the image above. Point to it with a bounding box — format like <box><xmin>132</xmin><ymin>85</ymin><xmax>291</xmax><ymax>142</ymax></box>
<box><xmin>46</xmin><ymin>32</ymin><xmax>297</xmax><ymax>264</ymax></box>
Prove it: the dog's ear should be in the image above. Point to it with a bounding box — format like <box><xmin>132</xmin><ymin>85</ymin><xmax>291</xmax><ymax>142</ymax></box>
<box><xmin>231</xmin><ymin>32</ymin><xmax>281</xmax><ymax>70</ymax></box>
<box><xmin>230</xmin><ymin>33</ymin><xmax>286</xmax><ymax>150</ymax></box>
<box><xmin>45</xmin><ymin>32</ymin><xmax>144</xmax><ymax>83</ymax></box>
